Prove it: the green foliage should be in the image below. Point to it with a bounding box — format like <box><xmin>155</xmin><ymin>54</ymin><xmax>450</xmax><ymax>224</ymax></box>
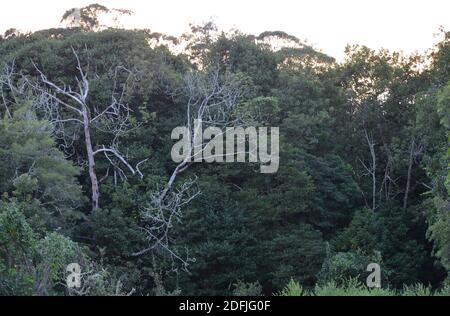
<box><xmin>418</xmin><ymin>78</ymin><xmax>450</xmax><ymax>274</ymax></box>
<box><xmin>276</xmin><ymin>279</ymin><xmax>305</xmax><ymax>296</ymax></box>
<box><xmin>0</xmin><ymin>202</ymin><xmax>81</xmax><ymax>295</ymax></box>
<box><xmin>0</xmin><ymin>10</ymin><xmax>449</xmax><ymax>296</ymax></box>
<box><xmin>263</xmin><ymin>225</ymin><xmax>325</xmax><ymax>290</ymax></box>
<box><xmin>313</xmin><ymin>278</ymin><xmax>394</xmax><ymax>296</ymax></box>
<box><xmin>402</xmin><ymin>283</ymin><xmax>433</xmax><ymax>296</ymax></box>
<box><xmin>278</xmin><ymin>278</ymin><xmax>449</xmax><ymax>296</ymax></box>
<box><xmin>0</xmin><ymin>105</ymin><xmax>83</xmax><ymax>231</ymax></box>
<box><xmin>36</xmin><ymin>232</ymin><xmax>79</xmax><ymax>284</ymax></box>
<box><xmin>333</xmin><ymin>206</ymin><xmax>431</xmax><ymax>287</ymax></box>
<box><xmin>236</xmin><ymin>96</ymin><xmax>281</xmax><ymax>126</ymax></box>
<box><xmin>174</xmin><ymin>179</ymin><xmax>259</xmax><ymax>295</ymax></box>
<box><xmin>79</xmin><ymin>207</ymin><xmax>145</xmax><ymax>267</ymax></box>
<box><xmin>427</xmin><ymin>196</ymin><xmax>450</xmax><ymax>272</ymax></box>
<box><xmin>232</xmin><ymin>281</ymin><xmax>263</xmax><ymax>296</ymax></box>
<box><xmin>437</xmin><ymin>81</ymin><xmax>450</xmax><ymax>129</ymax></box>
<box><xmin>318</xmin><ymin>250</ymin><xmax>383</xmax><ymax>286</ymax></box>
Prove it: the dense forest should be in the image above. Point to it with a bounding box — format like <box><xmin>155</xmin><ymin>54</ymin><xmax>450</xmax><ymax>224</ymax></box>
<box><xmin>0</xmin><ymin>4</ymin><xmax>449</xmax><ymax>296</ymax></box>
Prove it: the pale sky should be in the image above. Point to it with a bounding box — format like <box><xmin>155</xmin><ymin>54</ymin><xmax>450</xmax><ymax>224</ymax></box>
<box><xmin>1</xmin><ymin>0</ymin><xmax>449</xmax><ymax>61</ymax></box>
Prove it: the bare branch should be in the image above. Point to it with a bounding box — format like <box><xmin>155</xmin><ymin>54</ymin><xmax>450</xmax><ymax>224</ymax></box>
<box><xmin>133</xmin><ymin>177</ymin><xmax>199</xmax><ymax>271</ymax></box>
<box><xmin>29</xmin><ymin>48</ymin><xmax>146</xmax><ymax>211</ymax></box>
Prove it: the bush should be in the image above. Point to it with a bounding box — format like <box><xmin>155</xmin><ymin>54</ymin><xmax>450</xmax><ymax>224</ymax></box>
<box><xmin>276</xmin><ymin>279</ymin><xmax>306</xmax><ymax>296</ymax></box>
<box><xmin>317</xmin><ymin>250</ymin><xmax>384</xmax><ymax>286</ymax></box>
<box><xmin>232</xmin><ymin>280</ymin><xmax>263</xmax><ymax>296</ymax></box>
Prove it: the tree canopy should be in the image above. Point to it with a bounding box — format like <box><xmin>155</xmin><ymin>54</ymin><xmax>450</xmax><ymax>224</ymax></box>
<box><xmin>0</xmin><ymin>5</ymin><xmax>449</xmax><ymax>296</ymax></box>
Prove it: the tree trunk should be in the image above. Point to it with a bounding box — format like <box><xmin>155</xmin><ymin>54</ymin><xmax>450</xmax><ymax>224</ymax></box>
<box><xmin>403</xmin><ymin>137</ymin><xmax>415</xmax><ymax>210</ymax></box>
<box><xmin>371</xmin><ymin>145</ymin><xmax>376</xmax><ymax>211</ymax></box>
<box><xmin>82</xmin><ymin>109</ymin><xmax>99</xmax><ymax>212</ymax></box>
<box><xmin>364</xmin><ymin>129</ymin><xmax>377</xmax><ymax>211</ymax></box>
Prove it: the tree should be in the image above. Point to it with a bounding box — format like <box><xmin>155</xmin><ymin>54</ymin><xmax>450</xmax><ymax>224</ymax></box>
<box><xmin>29</xmin><ymin>48</ymin><xmax>146</xmax><ymax>211</ymax></box>
<box><xmin>1</xmin><ymin>8</ymin><xmax>448</xmax><ymax>295</ymax></box>
<box><xmin>61</xmin><ymin>4</ymin><xmax>134</xmax><ymax>31</ymax></box>
<box><xmin>0</xmin><ymin>202</ymin><xmax>80</xmax><ymax>295</ymax></box>
<box><xmin>424</xmin><ymin>82</ymin><xmax>450</xmax><ymax>273</ymax></box>
<box><xmin>134</xmin><ymin>67</ymin><xmax>248</xmax><ymax>268</ymax></box>
<box><xmin>0</xmin><ymin>103</ymin><xmax>83</xmax><ymax>230</ymax></box>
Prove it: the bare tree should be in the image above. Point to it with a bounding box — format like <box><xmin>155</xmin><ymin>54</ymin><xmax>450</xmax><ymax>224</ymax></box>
<box><xmin>159</xmin><ymin>68</ymin><xmax>245</xmax><ymax>202</ymax></box>
<box><xmin>0</xmin><ymin>60</ymin><xmax>28</xmax><ymax>119</ymax></box>
<box><xmin>133</xmin><ymin>177</ymin><xmax>199</xmax><ymax>271</ymax></box>
<box><xmin>359</xmin><ymin>128</ymin><xmax>377</xmax><ymax>211</ymax></box>
<box><xmin>378</xmin><ymin>141</ymin><xmax>399</xmax><ymax>203</ymax></box>
<box><xmin>29</xmin><ymin>47</ymin><xmax>145</xmax><ymax>211</ymax></box>
<box><xmin>403</xmin><ymin>136</ymin><xmax>424</xmax><ymax>210</ymax></box>
<box><xmin>134</xmin><ymin>68</ymin><xmax>246</xmax><ymax>268</ymax></box>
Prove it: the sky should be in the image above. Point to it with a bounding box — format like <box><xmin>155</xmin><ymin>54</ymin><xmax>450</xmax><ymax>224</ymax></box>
<box><xmin>1</xmin><ymin>0</ymin><xmax>449</xmax><ymax>61</ymax></box>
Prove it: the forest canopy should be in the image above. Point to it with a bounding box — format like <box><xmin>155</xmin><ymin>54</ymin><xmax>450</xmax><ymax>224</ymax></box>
<box><xmin>0</xmin><ymin>3</ymin><xmax>449</xmax><ymax>296</ymax></box>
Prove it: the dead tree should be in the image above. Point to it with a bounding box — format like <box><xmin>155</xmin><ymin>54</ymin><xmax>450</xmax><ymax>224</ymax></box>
<box><xmin>0</xmin><ymin>60</ymin><xmax>28</xmax><ymax>119</ymax></box>
<box><xmin>159</xmin><ymin>68</ymin><xmax>244</xmax><ymax>202</ymax></box>
<box><xmin>403</xmin><ymin>136</ymin><xmax>424</xmax><ymax>210</ymax></box>
<box><xmin>359</xmin><ymin>128</ymin><xmax>377</xmax><ymax>211</ymax></box>
<box><xmin>29</xmin><ymin>47</ymin><xmax>145</xmax><ymax>211</ymax></box>
<box><xmin>134</xmin><ymin>68</ymin><xmax>245</xmax><ymax>268</ymax></box>
<box><xmin>133</xmin><ymin>177</ymin><xmax>200</xmax><ymax>271</ymax></box>
<box><xmin>378</xmin><ymin>139</ymin><xmax>400</xmax><ymax>203</ymax></box>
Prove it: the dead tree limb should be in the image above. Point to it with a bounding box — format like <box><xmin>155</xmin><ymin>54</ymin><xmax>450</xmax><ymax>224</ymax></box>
<box><xmin>360</xmin><ymin>128</ymin><xmax>377</xmax><ymax>211</ymax></box>
<box><xmin>28</xmin><ymin>47</ymin><xmax>146</xmax><ymax>211</ymax></box>
<box><xmin>403</xmin><ymin>136</ymin><xmax>424</xmax><ymax>210</ymax></box>
<box><xmin>134</xmin><ymin>68</ymin><xmax>245</xmax><ymax>267</ymax></box>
